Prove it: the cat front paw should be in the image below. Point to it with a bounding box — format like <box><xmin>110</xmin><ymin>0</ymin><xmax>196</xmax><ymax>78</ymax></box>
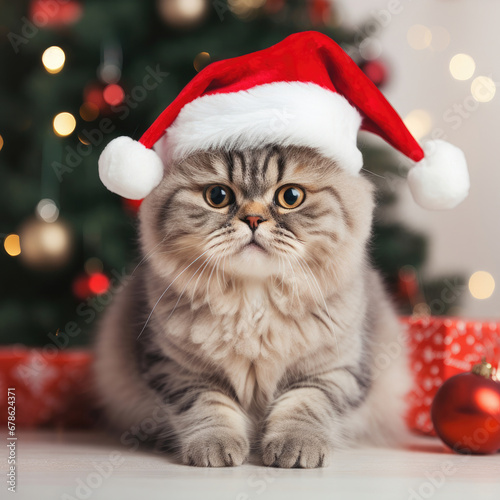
<box><xmin>181</xmin><ymin>430</ymin><xmax>249</xmax><ymax>467</ymax></box>
<box><xmin>261</xmin><ymin>430</ymin><xmax>331</xmax><ymax>468</ymax></box>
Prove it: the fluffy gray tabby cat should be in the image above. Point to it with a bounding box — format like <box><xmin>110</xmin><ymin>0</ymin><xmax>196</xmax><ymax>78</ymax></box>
<box><xmin>93</xmin><ymin>145</ymin><xmax>410</xmax><ymax>468</ymax></box>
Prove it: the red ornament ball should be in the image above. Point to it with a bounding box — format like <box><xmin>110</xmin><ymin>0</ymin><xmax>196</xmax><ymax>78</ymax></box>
<box><xmin>431</xmin><ymin>361</ymin><xmax>500</xmax><ymax>454</ymax></box>
<box><xmin>360</xmin><ymin>59</ymin><xmax>388</xmax><ymax>88</ymax></box>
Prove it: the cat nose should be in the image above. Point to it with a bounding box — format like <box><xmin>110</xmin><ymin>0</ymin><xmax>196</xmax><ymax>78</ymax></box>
<box><xmin>242</xmin><ymin>215</ymin><xmax>265</xmax><ymax>231</ymax></box>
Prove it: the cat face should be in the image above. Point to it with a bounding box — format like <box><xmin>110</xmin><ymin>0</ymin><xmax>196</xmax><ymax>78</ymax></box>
<box><xmin>141</xmin><ymin>146</ymin><xmax>374</xmax><ymax>294</ymax></box>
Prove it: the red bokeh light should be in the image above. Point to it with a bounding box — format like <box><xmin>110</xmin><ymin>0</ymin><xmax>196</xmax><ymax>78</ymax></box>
<box><xmin>88</xmin><ymin>272</ymin><xmax>110</xmax><ymax>295</ymax></box>
<box><xmin>103</xmin><ymin>84</ymin><xmax>125</xmax><ymax>106</ymax></box>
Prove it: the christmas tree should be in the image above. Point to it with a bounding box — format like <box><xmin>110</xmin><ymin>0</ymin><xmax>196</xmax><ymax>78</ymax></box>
<box><xmin>0</xmin><ymin>0</ymin><xmax>462</xmax><ymax>347</ymax></box>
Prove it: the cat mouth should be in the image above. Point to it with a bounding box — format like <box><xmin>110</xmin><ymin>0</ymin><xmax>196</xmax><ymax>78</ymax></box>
<box><xmin>243</xmin><ymin>237</ymin><xmax>267</xmax><ymax>253</ymax></box>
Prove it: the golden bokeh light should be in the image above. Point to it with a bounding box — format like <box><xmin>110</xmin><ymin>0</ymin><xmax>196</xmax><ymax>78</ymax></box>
<box><xmin>407</xmin><ymin>25</ymin><xmax>432</xmax><ymax>50</ymax></box>
<box><xmin>403</xmin><ymin>109</ymin><xmax>433</xmax><ymax>141</ymax></box>
<box><xmin>53</xmin><ymin>112</ymin><xmax>76</xmax><ymax>137</ymax></box>
<box><xmin>193</xmin><ymin>52</ymin><xmax>211</xmax><ymax>72</ymax></box>
<box><xmin>471</xmin><ymin>76</ymin><xmax>496</xmax><ymax>103</ymax></box>
<box><xmin>0</xmin><ymin>134</ymin><xmax>3</xmax><ymax>151</ymax></box>
<box><xmin>42</xmin><ymin>46</ymin><xmax>66</xmax><ymax>74</ymax></box>
<box><xmin>19</xmin><ymin>219</ymin><xmax>73</xmax><ymax>269</ymax></box>
<box><xmin>469</xmin><ymin>271</ymin><xmax>495</xmax><ymax>300</ymax></box>
<box><xmin>159</xmin><ymin>0</ymin><xmax>208</xmax><ymax>27</ymax></box>
<box><xmin>228</xmin><ymin>0</ymin><xmax>266</xmax><ymax>18</ymax></box>
<box><xmin>429</xmin><ymin>26</ymin><xmax>450</xmax><ymax>52</ymax></box>
<box><xmin>4</xmin><ymin>234</ymin><xmax>21</xmax><ymax>257</ymax></box>
<box><xmin>79</xmin><ymin>102</ymin><xmax>99</xmax><ymax>122</ymax></box>
<box><xmin>449</xmin><ymin>54</ymin><xmax>475</xmax><ymax>81</ymax></box>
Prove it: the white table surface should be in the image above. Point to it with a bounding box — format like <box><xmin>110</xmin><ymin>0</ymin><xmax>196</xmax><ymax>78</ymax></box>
<box><xmin>3</xmin><ymin>430</ymin><xmax>500</xmax><ymax>500</ymax></box>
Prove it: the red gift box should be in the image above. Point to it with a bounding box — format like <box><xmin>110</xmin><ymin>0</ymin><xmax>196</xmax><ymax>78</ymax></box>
<box><xmin>403</xmin><ymin>317</ymin><xmax>500</xmax><ymax>435</ymax></box>
<box><xmin>2</xmin><ymin>317</ymin><xmax>500</xmax><ymax>432</ymax></box>
<box><xmin>0</xmin><ymin>348</ymin><xmax>95</xmax><ymax>428</ymax></box>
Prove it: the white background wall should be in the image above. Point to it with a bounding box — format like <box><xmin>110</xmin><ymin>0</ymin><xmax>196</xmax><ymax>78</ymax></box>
<box><xmin>340</xmin><ymin>0</ymin><xmax>500</xmax><ymax>318</ymax></box>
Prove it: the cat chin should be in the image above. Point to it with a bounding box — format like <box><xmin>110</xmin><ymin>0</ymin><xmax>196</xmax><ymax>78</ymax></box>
<box><xmin>225</xmin><ymin>246</ymin><xmax>277</xmax><ymax>279</ymax></box>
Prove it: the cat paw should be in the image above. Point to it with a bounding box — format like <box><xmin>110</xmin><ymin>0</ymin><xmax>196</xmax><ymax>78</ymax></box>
<box><xmin>261</xmin><ymin>431</ymin><xmax>331</xmax><ymax>468</ymax></box>
<box><xmin>181</xmin><ymin>431</ymin><xmax>249</xmax><ymax>467</ymax></box>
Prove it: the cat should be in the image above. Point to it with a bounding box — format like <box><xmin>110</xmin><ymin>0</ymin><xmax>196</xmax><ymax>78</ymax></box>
<box><xmin>93</xmin><ymin>144</ymin><xmax>411</xmax><ymax>468</ymax></box>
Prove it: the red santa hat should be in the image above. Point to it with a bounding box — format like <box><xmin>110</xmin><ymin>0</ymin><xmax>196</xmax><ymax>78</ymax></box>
<box><xmin>99</xmin><ymin>31</ymin><xmax>469</xmax><ymax>210</ymax></box>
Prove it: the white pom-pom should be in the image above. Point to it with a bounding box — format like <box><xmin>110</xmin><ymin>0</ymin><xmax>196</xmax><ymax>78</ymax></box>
<box><xmin>407</xmin><ymin>139</ymin><xmax>470</xmax><ymax>210</ymax></box>
<box><xmin>98</xmin><ymin>137</ymin><xmax>164</xmax><ymax>200</ymax></box>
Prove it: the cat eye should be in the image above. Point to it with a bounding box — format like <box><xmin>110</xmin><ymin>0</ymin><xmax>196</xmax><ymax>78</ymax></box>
<box><xmin>275</xmin><ymin>185</ymin><xmax>305</xmax><ymax>209</ymax></box>
<box><xmin>203</xmin><ymin>184</ymin><xmax>235</xmax><ymax>208</ymax></box>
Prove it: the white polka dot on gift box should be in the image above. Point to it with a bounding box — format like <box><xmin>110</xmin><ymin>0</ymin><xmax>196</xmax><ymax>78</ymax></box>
<box><xmin>466</xmin><ymin>335</ymin><xmax>475</xmax><ymax>345</ymax></box>
<box><xmin>433</xmin><ymin>333</ymin><xmax>443</xmax><ymax>345</ymax></box>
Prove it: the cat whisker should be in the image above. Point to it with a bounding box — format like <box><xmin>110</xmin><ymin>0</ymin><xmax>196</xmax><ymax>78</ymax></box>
<box><xmin>295</xmin><ymin>254</ymin><xmax>339</xmax><ymax>357</ymax></box>
<box><xmin>137</xmin><ymin>248</ymin><xmax>212</xmax><ymax>340</ymax></box>
<box><xmin>131</xmin><ymin>236</ymin><xmax>167</xmax><ymax>276</ymax></box>
<box><xmin>215</xmin><ymin>246</ymin><xmax>229</xmax><ymax>294</ymax></box>
<box><xmin>166</xmin><ymin>254</ymin><xmax>214</xmax><ymax>321</ymax></box>
<box><xmin>283</xmin><ymin>256</ymin><xmax>298</xmax><ymax>305</ymax></box>
<box><xmin>190</xmin><ymin>253</ymin><xmax>215</xmax><ymax>303</ymax></box>
<box><xmin>361</xmin><ymin>167</ymin><xmax>385</xmax><ymax>179</ymax></box>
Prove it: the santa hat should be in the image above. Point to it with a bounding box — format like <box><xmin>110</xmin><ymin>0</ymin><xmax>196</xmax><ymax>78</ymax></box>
<box><xmin>98</xmin><ymin>31</ymin><xmax>469</xmax><ymax>210</ymax></box>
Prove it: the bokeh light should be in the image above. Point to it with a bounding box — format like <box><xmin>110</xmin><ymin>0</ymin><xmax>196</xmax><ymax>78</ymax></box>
<box><xmin>429</xmin><ymin>26</ymin><xmax>450</xmax><ymax>52</ymax></box>
<box><xmin>407</xmin><ymin>25</ymin><xmax>432</xmax><ymax>50</ymax></box>
<box><xmin>0</xmin><ymin>134</ymin><xmax>3</xmax><ymax>151</ymax></box>
<box><xmin>88</xmin><ymin>272</ymin><xmax>110</xmax><ymax>295</ymax></box>
<box><xmin>4</xmin><ymin>234</ymin><xmax>21</xmax><ymax>257</ymax></box>
<box><xmin>228</xmin><ymin>0</ymin><xmax>266</xmax><ymax>18</ymax></box>
<box><xmin>103</xmin><ymin>84</ymin><xmax>125</xmax><ymax>106</ymax></box>
<box><xmin>98</xmin><ymin>63</ymin><xmax>121</xmax><ymax>84</ymax></box>
<box><xmin>36</xmin><ymin>199</ymin><xmax>59</xmax><ymax>223</ymax></box>
<box><xmin>78</xmin><ymin>134</ymin><xmax>90</xmax><ymax>145</ymax></box>
<box><xmin>449</xmin><ymin>54</ymin><xmax>476</xmax><ymax>81</ymax></box>
<box><xmin>193</xmin><ymin>52</ymin><xmax>211</xmax><ymax>72</ymax></box>
<box><xmin>42</xmin><ymin>46</ymin><xmax>66</xmax><ymax>74</ymax></box>
<box><xmin>403</xmin><ymin>109</ymin><xmax>433</xmax><ymax>141</ymax></box>
<box><xmin>79</xmin><ymin>102</ymin><xmax>99</xmax><ymax>122</ymax></box>
<box><xmin>469</xmin><ymin>271</ymin><xmax>495</xmax><ymax>299</ymax></box>
<box><xmin>53</xmin><ymin>112</ymin><xmax>76</xmax><ymax>136</ymax></box>
<box><xmin>19</xmin><ymin>219</ymin><xmax>73</xmax><ymax>269</ymax></box>
<box><xmin>159</xmin><ymin>0</ymin><xmax>208</xmax><ymax>27</ymax></box>
<box><xmin>471</xmin><ymin>76</ymin><xmax>496</xmax><ymax>103</ymax></box>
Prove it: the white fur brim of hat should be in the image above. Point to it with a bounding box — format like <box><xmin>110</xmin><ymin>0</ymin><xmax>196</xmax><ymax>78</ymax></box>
<box><xmin>98</xmin><ymin>82</ymin><xmax>469</xmax><ymax>209</ymax></box>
